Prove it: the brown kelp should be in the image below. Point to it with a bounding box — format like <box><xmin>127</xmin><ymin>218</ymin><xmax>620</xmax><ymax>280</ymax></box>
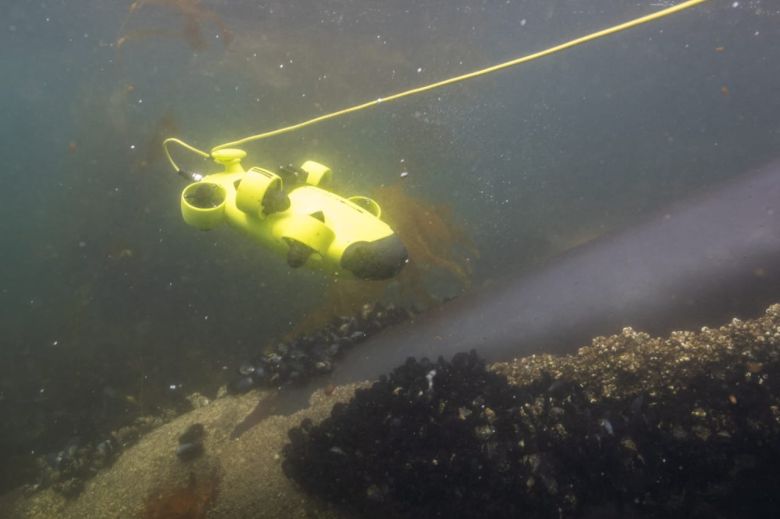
<box><xmin>117</xmin><ymin>0</ymin><xmax>233</xmax><ymax>52</ymax></box>
<box><xmin>290</xmin><ymin>181</ymin><xmax>478</xmax><ymax>335</ymax></box>
<box><xmin>377</xmin><ymin>182</ymin><xmax>478</xmax><ymax>291</ymax></box>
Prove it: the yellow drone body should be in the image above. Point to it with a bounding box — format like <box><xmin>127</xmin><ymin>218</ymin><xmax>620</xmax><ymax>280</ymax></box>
<box><xmin>164</xmin><ymin>1</ymin><xmax>709</xmax><ymax>279</ymax></box>
<box><xmin>179</xmin><ymin>149</ymin><xmax>407</xmax><ymax>280</ymax></box>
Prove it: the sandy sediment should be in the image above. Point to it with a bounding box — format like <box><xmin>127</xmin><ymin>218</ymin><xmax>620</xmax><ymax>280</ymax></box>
<box><xmin>0</xmin><ymin>384</ymin><xmax>363</xmax><ymax>519</ymax></box>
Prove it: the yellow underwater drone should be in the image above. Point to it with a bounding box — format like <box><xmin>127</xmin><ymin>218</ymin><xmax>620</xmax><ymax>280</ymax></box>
<box><xmin>174</xmin><ymin>147</ymin><xmax>408</xmax><ymax>280</ymax></box>
<box><xmin>162</xmin><ymin>0</ymin><xmax>709</xmax><ymax>279</ymax></box>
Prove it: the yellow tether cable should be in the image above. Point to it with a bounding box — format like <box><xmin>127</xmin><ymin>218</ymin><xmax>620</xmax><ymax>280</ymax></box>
<box><xmin>163</xmin><ymin>0</ymin><xmax>710</xmax><ymax>171</ymax></box>
<box><xmin>163</xmin><ymin>137</ymin><xmax>210</xmax><ymax>173</ymax></box>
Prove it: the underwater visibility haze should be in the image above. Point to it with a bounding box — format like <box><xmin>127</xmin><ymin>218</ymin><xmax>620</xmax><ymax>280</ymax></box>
<box><xmin>1</xmin><ymin>0</ymin><xmax>779</xmax><ymax>516</ymax></box>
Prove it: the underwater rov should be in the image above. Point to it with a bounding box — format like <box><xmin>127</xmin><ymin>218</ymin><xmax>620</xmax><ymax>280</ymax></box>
<box><xmin>163</xmin><ymin>0</ymin><xmax>709</xmax><ymax>279</ymax></box>
<box><xmin>177</xmin><ymin>148</ymin><xmax>407</xmax><ymax>280</ymax></box>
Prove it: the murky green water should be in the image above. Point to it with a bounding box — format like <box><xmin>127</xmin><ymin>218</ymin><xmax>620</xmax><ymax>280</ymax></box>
<box><xmin>1</xmin><ymin>0</ymin><xmax>778</xmax><ymax>496</ymax></box>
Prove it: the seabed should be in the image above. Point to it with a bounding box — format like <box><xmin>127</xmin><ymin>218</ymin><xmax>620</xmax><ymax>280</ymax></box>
<box><xmin>2</xmin><ymin>304</ymin><xmax>779</xmax><ymax>519</ymax></box>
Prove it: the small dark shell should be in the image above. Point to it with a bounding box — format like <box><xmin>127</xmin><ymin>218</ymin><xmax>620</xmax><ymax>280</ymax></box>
<box><xmin>179</xmin><ymin>423</ymin><xmax>205</xmax><ymax>444</ymax></box>
<box><xmin>228</xmin><ymin>376</ymin><xmax>255</xmax><ymax>394</ymax></box>
<box><xmin>250</xmin><ymin>365</ymin><xmax>267</xmax><ymax>383</ymax></box>
<box><xmin>176</xmin><ymin>441</ymin><xmax>204</xmax><ymax>461</ymax></box>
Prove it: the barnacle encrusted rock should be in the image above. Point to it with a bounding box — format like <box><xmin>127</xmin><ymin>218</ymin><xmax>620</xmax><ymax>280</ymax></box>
<box><xmin>284</xmin><ymin>304</ymin><xmax>780</xmax><ymax>518</ymax></box>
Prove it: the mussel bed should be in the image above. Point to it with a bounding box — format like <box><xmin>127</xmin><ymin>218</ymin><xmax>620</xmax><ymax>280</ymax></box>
<box><xmin>283</xmin><ymin>307</ymin><xmax>780</xmax><ymax>518</ymax></box>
